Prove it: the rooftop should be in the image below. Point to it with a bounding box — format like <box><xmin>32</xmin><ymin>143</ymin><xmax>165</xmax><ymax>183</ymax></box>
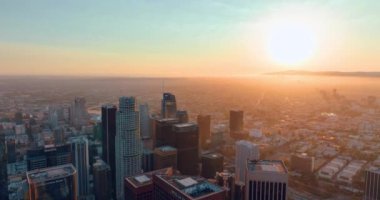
<box><xmin>247</xmin><ymin>160</ymin><xmax>287</xmax><ymax>174</ymax></box>
<box><xmin>26</xmin><ymin>164</ymin><xmax>76</xmax><ymax>183</ymax></box>
<box><xmin>173</xmin><ymin>122</ymin><xmax>197</xmax><ymax>128</ymax></box>
<box><xmin>156</xmin><ymin>174</ymin><xmax>224</xmax><ymax>198</ymax></box>
<box><xmin>202</xmin><ymin>153</ymin><xmax>223</xmax><ymax>159</ymax></box>
<box><xmin>125</xmin><ymin>167</ymin><xmax>173</xmax><ymax>188</ymax></box>
<box><xmin>156</xmin><ymin>145</ymin><xmax>177</xmax><ymax>152</ymax></box>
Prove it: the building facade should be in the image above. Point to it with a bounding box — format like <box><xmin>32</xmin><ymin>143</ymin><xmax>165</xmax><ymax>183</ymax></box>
<box><xmin>101</xmin><ymin>104</ymin><xmax>117</xmax><ymax>198</ymax></box>
<box><xmin>245</xmin><ymin>160</ymin><xmax>288</xmax><ymax>200</ymax></box>
<box><xmin>365</xmin><ymin>168</ymin><xmax>380</xmax><ymax>200</ymax></box>
<box><xmin>115</xmin><ymin>96</ymin><xmax>142</xmax><ymax>200</ymax></box>
<box><xmin>161</xmin><ymin>93</ymin><xmax>177</xmax><ymax>118</ymax></box>
<box><xmin>69</xmin><ymin>136</ymin><xmax>90</xmax><ymax>199</ymax></box>
<box><xmin>235</xmin><ymin>140</ymin><xmax>260</xmax><ymax>184</ymax></box>
<box><xmin>27</xmin><ymin>164</ymin><xmax>78</xmax><ymax>200</ymax></box>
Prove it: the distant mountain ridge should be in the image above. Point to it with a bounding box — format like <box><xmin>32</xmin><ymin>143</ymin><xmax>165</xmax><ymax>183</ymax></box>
<box><xmin>267</xmin><ymin>70</ymin><xmax>380</xmax><ymax>77</ymax></box>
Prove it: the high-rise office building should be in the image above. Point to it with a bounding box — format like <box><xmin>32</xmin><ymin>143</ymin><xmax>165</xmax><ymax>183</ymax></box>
<box><xmin>176</xmin><ymin>110</ymin><xmax>189</xmax><ymax>123</ymax></box>
<box><xmin>173</xmin><ymin>123</ymin><xmax>199</xmax><ymax>175</ymax></box>
<box><xmin>201</xmin><ymin>153</ymin><xmax>224</xmax><ymax>179</ymax></box>
<box><xmin>245</xmin><ymin>160</ymin><xmax>288</xmax><ymax>200</ymax></box>
<box><xmin>235</xmin><ymin>140</ymin><xmax>260</xmax><ymax>184</ymax></box>
<box><xmin>6</xmin><ymin>133</ymin><xmax>16</xmax><ymax>163</ymax></box>
<box><xmin>101</xmin><ymin>104</ymin><xmax>117</xmax><ymax>198</ymax></box>
<box><xmin>229</xmin><ymin>110</ymin><xmax>244</xmax><ymax>134</ymax></box>
<box><xmin>115</xmin><ymin>96</ymin><xmax>142</xmax><ymax>200</ymax></box>
<box><xmin>26</xmin><ymin>144</ymin><xmax>72</xmax><ymax>171</ymax></box>
<box><xmin>139</xmin><ymin>103</ymin><xmax>151</xmax><ymax>139</ymax></box>
<box><xmin>69</xmin><ymin>136</ymin><xmax>90</xmax><ymax>199</ymax></box>
<box><xmin>365</xmin><ymin>168</ymin><xmax>380</xmax><ymax>200</ymax></box>
<box><xmin>154</xmin><ymin>118</ymin><xmax>179</xmax><ymax>148</ymax></box>
<box><xmin>93</xmin><ymin>159</ymin><xmax>112</xmax><ymax>200</ymax></box>
<box><xmin>0</xmin><ymin>131</ymin><xmax>9</xmax><ymax>200</ymax></box>
<box><xmin>153</xmin><ymin>174</ymin><xmax>225</xmax><ymax>200</ymax></box>
<box><xmin>70</xmin><ymin>97</ymin><xmax>88</xmax><ymax>128</ymax></box>
<box><xmin>197</xmin><ymin>115</ymin><xmax>211</xmax><ymax>149</ymax></box>
<box><xmin>154</xmin><ymin>146</ymin><xmax>178</xmax><ymax>170</ymax></box>
<box><xmin>27</xmin><ymin>164</ymin><xmax>78</xmax><ymax>200</ymax></box>
<box><xmin>142</xmin><ymin>149</ymin><xmax>154</xmax><ymax>172</ymax></box>
<box><xmin>124</xmin><ymin>167</ymin><xmax>173</xmax><ymax>200</ymax></box>
<box><xmin>161</xmin><ymin>93</ymin><xmax>177</xmax><ymax>118</ymax></box>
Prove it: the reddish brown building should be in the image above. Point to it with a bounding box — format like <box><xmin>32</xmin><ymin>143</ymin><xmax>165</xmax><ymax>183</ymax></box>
<box><xmin>124</xmin><ymin>167</ymin><xmax>173</xmax><ymax>200</ymax></box>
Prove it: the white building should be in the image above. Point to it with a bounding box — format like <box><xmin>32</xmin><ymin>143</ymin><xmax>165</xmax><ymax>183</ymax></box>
<box><xmin>235</xmin><ymin>140</ymin><xmax>260</xmax><ymax>184</ymax></box>
<box><xmin>115</xmin><ymin>97</ymin><xmax>142</xmax><ymax>200</ymax></box>
<box><xmin>364</xmin><ymin>168</ymin><xmax>380</xmax><ymax>200</ymax></box>
<box><xmin>245</xmin><ymin>160</ymin><xmax>288</xmax><ymax>200</ymax></box>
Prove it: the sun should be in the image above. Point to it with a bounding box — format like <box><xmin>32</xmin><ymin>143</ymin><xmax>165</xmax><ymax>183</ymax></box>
<box><xmin>267</xmin><ymin>20</ymin><xmax>317</xmax><ymax>65</ymax></box>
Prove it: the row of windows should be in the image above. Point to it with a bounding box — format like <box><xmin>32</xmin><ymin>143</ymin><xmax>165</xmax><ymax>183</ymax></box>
<box><xmin>248</xmin><ymin>180</ymin><xmax>287</xmax><ymax>200</ymax></box>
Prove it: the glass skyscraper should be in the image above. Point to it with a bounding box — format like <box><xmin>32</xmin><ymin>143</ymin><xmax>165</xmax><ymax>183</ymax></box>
<box><xmin>115</xmin><ymin>96</ymin><xmax>142</xmax><ymax>200</ymax></box>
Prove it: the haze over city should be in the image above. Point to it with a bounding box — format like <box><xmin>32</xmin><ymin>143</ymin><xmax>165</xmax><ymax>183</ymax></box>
<box><xmin>1</xmin><ymin>0</ymin><xmax>380</xmax><ymax>76</ymax></box>
<box><xmin>1</xmin><ymin>1</ymin><xmax>380</xmax><ymax>200</ymax></box>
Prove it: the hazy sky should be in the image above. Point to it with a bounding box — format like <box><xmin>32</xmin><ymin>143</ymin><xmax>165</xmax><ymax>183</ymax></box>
<box><xmin>1</xmin><ymin>0</ymin><xmax>380</xmax><ymax>76</ymax></box>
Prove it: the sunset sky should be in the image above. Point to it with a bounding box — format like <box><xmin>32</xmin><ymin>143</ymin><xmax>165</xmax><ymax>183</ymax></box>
<box><xmin>1</xmin><ymin>0</ymin><xmax>380</xmax><ymax>77</ymax></box>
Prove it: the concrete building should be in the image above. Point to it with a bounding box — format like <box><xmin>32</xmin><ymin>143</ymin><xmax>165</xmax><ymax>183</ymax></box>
<box><xmin>235</xmin><ymin>140</ymin><xmax>260</xmax><ymax>184</ymax></box>
<box><xmin>364</xmin><ymin>168</ymin><xmax>380</xmax><ymax>200</ymax></box>
<box><xmin>245</xmin><ymin>160</ymin><xmax>288</xmax><ymax>200</ymax></box>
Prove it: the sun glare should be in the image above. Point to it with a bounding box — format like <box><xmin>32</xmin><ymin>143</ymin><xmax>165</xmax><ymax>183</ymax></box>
<box><xmin>267</xmin><ymin>20</ymin><xmax>317</xmax><ymax>65</ymax></box>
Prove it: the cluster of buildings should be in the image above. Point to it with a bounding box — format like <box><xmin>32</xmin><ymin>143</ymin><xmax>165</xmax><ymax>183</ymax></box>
<box><xmin>1</xmin><ymin>82</ymin><xmax>380</xmax><ymax>200</ymax></box>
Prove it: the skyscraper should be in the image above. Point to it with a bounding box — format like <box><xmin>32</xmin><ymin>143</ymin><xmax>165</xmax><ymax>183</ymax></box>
<box><xmin>27</xmin><ymin>164</ymin><xmax>78</xmax><ymax>200</ymax></box>
<box><xmin>364</xmin><ymin>168</ymin><xmax>380</xmax><ymax>200</ymax></box>
<box><xmin>172</xmin><ymin>123</ymin><xmax>199</xmax><ymax>175</ymax></box>
<box><xmin>229</xmin><ymin>110</ymin><xmax>244</xmax><ymax>134</ymax></box>
<box><xmin>142</xmin><ymin>149</ymin><xmax>154</xmax><ymax>172</ymax></box>
<box><xmin>245</xmin><ymin>160</ymin><xmax>288</xmax><ymax>200</ymax></box>
<box><xmin>201</xmin><ymin>153</ymin><xmax>224</xmax><ymax>179</ymax></box>
<box><xmin>68</xmin><ymin>136</ymin><xmax>90</xmax><ymax>199</ymax></box>
<box><xmin>0</xmin><ymin>131</ymin><xmax>9</xmax><ymax>200</ymax></box>
<box><xmin>154</xmin><ymin>146</ymin><xmax>178</xmax><ymax>170</ymax></box>
<box><xmin>161</xmin><ymin>93</ymin><xmax>177</xmax><ymax>118</ymax></box>
<box><xmin>93</xmin><ymin>159</ymin><xmax>112</xmax><ymax>200</ymax></box>
<box><xmin>115</xmin><ymin>96</ymin><xmax>142</xmax><ymax>200</ymax></box>
<box><xmin>154</xmin><ymin>118</ymin><xmax>179</xmax><ymax>148</ymax></box>
<box><xmin>235</xmin><ymin>140</ymin><xmax>260</xmax><ymax>184</ymax></box>
<box><xmin>139</xmin><ymin>103</ymin><xmax>151</xmax><ymax>139</ymax></box>
<box><xmin>101</xmin><ymin>104</ymin><xmax>117</xmax><ymax>198</ymax></box>
<box><xmin>26</xmin><ymin>144</ymin><xmax>72</xmax><ymax>171</ymax></box>
<box><xmin>197</xmin><ymin>115</ymin><xmax>211</xmax><ymax>149</ymax></box>
<box><xmin>176</xmin><ymin>110</ymin><xmax>189</xmax><ymax>123</ymax></box>
<box><xmin>70</xmin><ymin>97</ymin><xmax>88</xmax><ymax>128</ymax></box>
